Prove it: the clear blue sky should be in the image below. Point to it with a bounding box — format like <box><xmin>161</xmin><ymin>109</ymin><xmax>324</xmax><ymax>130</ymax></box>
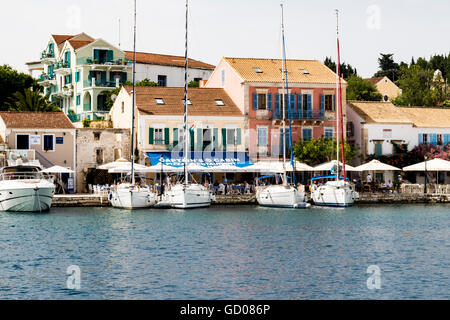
<box><xmin>1</xmin><ymin>0</ymin><xmax>449</xmax><ymax>77</ymax></box>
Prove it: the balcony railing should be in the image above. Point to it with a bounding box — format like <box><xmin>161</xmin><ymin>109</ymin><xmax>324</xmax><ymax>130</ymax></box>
<box><xmin>273</xmin><ymin>110</ymin><xmax>325</xmax><ymax>120</ymax></box>
<box><xmin>41</xmin><ymin>50</ymin><xmax>55</xmax><ymax>59</ymax></box>
<box><xmin>77</xmin><ymin>57</ymin><xmax>131</xmax><ymax>66</ymax></box>
<box><xmin>38</xmin><ymin>73</ymin><xmax>56</xmax><ymax>82</ymax></box>
<box><xmin>54</xmin><ymin>61</ymin><xmax>71</xmax><ymax>70</ymax></box>
<box><xmin>83</xmin><ymin>79</ymin><xmax>123</xmax><ymax>88</ymax></box>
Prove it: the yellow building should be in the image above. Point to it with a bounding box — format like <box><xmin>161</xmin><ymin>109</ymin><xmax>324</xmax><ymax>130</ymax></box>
<box><xmin>365</xmin><ymin>76</ymin><xmax>402</xmax><ymax>102</ymax></box>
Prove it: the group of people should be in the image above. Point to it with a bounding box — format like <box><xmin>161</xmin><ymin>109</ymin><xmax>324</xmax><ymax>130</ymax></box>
<box><xmin>204</xmin><ymin>180</ymin><xmax>255</xmax><ymax>195</ymax></box>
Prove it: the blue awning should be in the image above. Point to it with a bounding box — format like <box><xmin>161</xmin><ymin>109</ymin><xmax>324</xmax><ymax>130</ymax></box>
<box><xmin>147</xmin><ymin>152</ymin><xmax>253</xmax><ymax>168</ymax></box>
<box><xmin>312</xmin><ymin>175</ymin><xmax>350</xmax><ymax>181</ymax></box>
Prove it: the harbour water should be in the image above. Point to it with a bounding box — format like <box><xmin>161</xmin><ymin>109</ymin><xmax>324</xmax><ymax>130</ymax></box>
<box><xmin>0</xmin><ymin>204</ymin><xmax>448</xmax><ymax>300</ymax></box>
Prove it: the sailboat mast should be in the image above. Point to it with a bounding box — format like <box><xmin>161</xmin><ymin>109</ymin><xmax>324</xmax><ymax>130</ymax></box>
<box><xmin>281</xmin><ymin>4</ymin><xmax>287</xmax><ymax>186</ymax></box>
<box><xmin>336</xmin><ymin>9</ymin><xmax>346</xmax><ymax>180</ymax></box>
<box><xmin>130</xmin><ymin>0</ymin><xmax>137</xmax><ymax>185</ymax></box>
<box><xmin>334</xmin><ymin>9</ymin><xmax>340</xmax><ymax>182</ymax></box>
<box><xmin>183</xmin><ymin>0</ymin><xmax>189</xmax><ymax>186</ymax></box>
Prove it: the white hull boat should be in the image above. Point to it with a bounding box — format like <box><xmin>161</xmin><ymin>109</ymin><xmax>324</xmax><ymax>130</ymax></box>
<box><xmin>256</xmin><ymin>185</ymin><xmax>311</xmax><ymax>209</ymax></box>
<box><xmin>0</xmin><ymin>166</ymin><xmax>55</xmax><ymax>212</ymax></box>
<box><xmin>158</xmin><ymin>184</ymin><xmax>213</xmax><ymax>209</ymax></box>
<box><xmin>110</xmin><ymin>184</ymin><xmax>157</xmax><ymax>209</ymax></box>
<box><xmin>311</xmin><ymin>180</ymin><xmax>358</xmax><ymax>207</ymax></box>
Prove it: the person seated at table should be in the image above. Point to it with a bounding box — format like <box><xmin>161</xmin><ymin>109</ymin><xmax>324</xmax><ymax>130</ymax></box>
<box><xmin>380</xmin><ymin>181</ymin><xmax>387</xmax><ymax>193</ymax></box>
<box><xmin>244</xmin><ymin>181</ymin><xmax>250</xmax><ymax>194</ymax></box>
<box><xmin>386</xmin><ymin>180</ymin><xmax>393</xmax><ymax>190</ymax></box>
<box><xmin>366</xmin><ymin>173</ymin><xmax>373</xmax><ymax>184</ymax></box>
<box><xmin>355</xmin><ymin>179</ymin><xmax>363</xmax><ymax>192</ymax></box>
<box><xmin>218</xmin><ymin>182</ymin><xmax>225</xmax><ymax>195</ymax></box>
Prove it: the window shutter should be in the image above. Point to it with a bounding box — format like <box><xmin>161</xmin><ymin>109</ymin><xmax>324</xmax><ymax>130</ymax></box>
<box><xmin>332</xmin><ymin>94</ymin><xmax>336</xmax><ymax>111</ymax></box>
<box><xmin>431</xmin><ymin>133</ymin><xmax>437</xmax><ymax>146</ymax></box>
<box><xmin>290</xmin><ymin>94</ymin><xmax>295</xmax><ymax>114</ymax></box>
<box><xmin>320</xmin><ymin>94</ymin><xmax>325</xmax><ymax>115</ymax></box>
<box><xmin>101</xmin><ymin>71</ymin><xmax>106</xmax><ymax>85</ymax></box>
<box><xmin>275</xmin><ymin>94</ymin><xmax>280</xmax><ymax>118</ymax></box>
<box><xmin>149</xmin><ymin>128</ymin><xmax>154</xmax><ymax>145</ymax></box>
<box><xmin>418</xmin><ymin>134</ymin><xmax>423</xmax><ymax>145</ymax></box>
<box><xmin>375</xmin><ymin>144</ymin><xmax>382</xmax><ymax>156</ymax></box>
<box><xmin>307</xmin><ymin>94</ymin><xmax>312</xmax><ymax>110</ymax></box>
<box><xmin>89</xmin><ymin>71</ymin><xmax>95</xmax><ymax>81</ymax></box>
<box><xmin>444</xmin><ymin>134</ymin><xmax>449</xmax><ymax>146</ymax></box>
<box><xmin>236</xmin><ymin>128</ymin><xmax>242</xmax><ymax>145</ymax></box>
<box><xmin>173</xmin><ymin>128</ymin><xmax>179</xmax><ymax>147</ymax></box>
<box><xmin>253</xmin><ymin>93</ymin><xmax>258</xmax><ymax>110</ymax></box>
<box><xmin>164</xmin><ymin>128</ymin><xmax>170</xmax><ymax>145</ymax></box>
<box><xmin>213</xmin><ymin>128</ymin><xmax>219</xmax><ymax>151</ymax></box>
<box><xmin>222</xmin><ymin>128</ymin><xmax>227</xmax><ymax>152</ymax></box>
<box><xmin>267</xmin><ymin>93</ymin><xmax>273</xmax><ymax>111</ymax></box>
<box><xmin>122</xmin><ymin>72</ymin><xmax>127</xmax><ymax>83</ymax></box>
<box><xmin>298</xmin><ymin>94</ymin><xmax>303</xmax><ymax>117</ymax></box>
<box><xmin>196</xmin><ymin>128</ymin><xmax>203</xmax><ymax>151</ymax></box>
<box><xmin>94</xmin><ymin>49</ymin><xmax>100</xmax><ymax>63</ymax></box>
<box><xmin>110</xmin><ymin>72</ymin><xmax>114</xmax><ymax>83</ymax></box>
<box><xmin>190</xmin><ymin>130</ymin><xmax>195</xmax><ymax>151</ymax></box>
<box><xmin>107</xmin><ymin>50</ymin><xmax>114</xmax><ymax>62</ymax></box>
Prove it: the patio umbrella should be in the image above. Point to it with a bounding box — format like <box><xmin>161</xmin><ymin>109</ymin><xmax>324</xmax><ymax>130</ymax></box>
<box><xmin>107</xmin><ymin>163</ymin><xmax>150</xmax><ymax>173</ymax></box>
<box><xmin>355</xmin><ymin>160</ymin><xmax>401</xmax><ymax>172</ymax></box>
<box><xmin>97</xmin><ymin>157</ymin><xmax>130</xmax><ymax>170</ymax></box>
<box><xmin>402</xmin><ymin>158</ymin><xmax>450</xmax><ymax>172</ymax></box>
<box><xmin>313</xmin><ymin>160</ymin><xmax>360</xmax><ymax>172</ymax></box>
<box><xmin>42</xmin><ymin>165</ymin><xmax>74</xmax><ymax>174</ymax></box>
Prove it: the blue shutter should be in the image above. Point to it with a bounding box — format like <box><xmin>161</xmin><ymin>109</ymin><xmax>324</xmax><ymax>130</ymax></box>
<box><xmin>290</xmin><ymin>94</ymin><xmax>295</xmax><ymax>116</ymax></box>
<box><xmin>275</xmin><ymin>94</ymin><xmax>280</xmax><ymax>118</ymax></box>
<box><xmin>222</xmin><ymin>129</ymin><xmax>227</xmax><ymax>151</ymax></box>
<box><xmin>332</xmin><ymin>94</ymin><xmax>336</xmax><ymax>111</ymax></box>
<box><xmin>298</xmin><ymin>94</ymin><xmax>303</xmax><ymax>118</ymax></box>
<box><xmin>267</xmin><ymin>93</ymin><xmax>273</xmax><ymax>111</ymax></box>
<box><xmin>107</xmin><ymin>50</ymin><xmax>114</xmax><ymax>62</ymax></box>
<box><xmin>444</xmin><ymin>134</ymin><xmax>449</xmax><ymax>146</ymax></box>
<box><xmin>320</xmin><ymin>94</ymin><xmax>325</xmax><ymax>116</ymax></box>
<box><xmin>307</xmin><ymin>94</ymin><xmax>312</xmax><ymax>119</ymax></box>
<box><xmin>418</xmin><ymin>133</ymin><xmax>423</xmax><ymax>145</ymax></box>
<box><xmin>253</xmin><ymin>93</ymin><xmax>258</xmax><ymax>110</ymax></box>
<box><xmin>431</xmin><ymin>133</ymin><xmax>437</xmax><ymax>146</ymax></box>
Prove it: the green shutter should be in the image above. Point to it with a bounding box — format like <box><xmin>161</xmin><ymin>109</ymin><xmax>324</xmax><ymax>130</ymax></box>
<box><xmin>375</xmin><ymin>143</ymin><xmax>382</xmax><ymax>156</ymax></box>
<box><xmin>107</xmin><ymin>50</ymin><xmax>114</xmax><ymax>62</ymax></box>
<box><xmin>222</xmin><ymin>128</ymin><xmax>227</xmax><ymax>152</ymax></box>
<box><xmin>197</xmin><ymin>128</ymin><xmax>203</xmax><ymax>151</ymax></box>
<box><xmin>190</xmin><ymin>130</ymin><xmax>195</xmax><ymax>152</ymax></box>
<box><xmin>93</xmin><ymin>49</ymin><xmax>100</xmax><ymax>63</ymax></box>
<box><xmin>213</xmin><ymin>128</ymin><xmax>219</xmax><ymax>151</ymax></box>
<box><xmin>149</xmin><ymin>128</ymin><xmax>154</xmax><ymax>145</ymax></box>
<box><xmin>173</xmin><ymin>128</ymin><xmax>179</xmax><ymax>147</ymax></box>
<box><xmin>164</xmin><ymin>128</ymin><xmax>170</xmax><ymax>145</ymax></box>
<box><xmin>236</xmin><ymin>128</ymin><xmax>242</xmax><ymax>145</ymax></box>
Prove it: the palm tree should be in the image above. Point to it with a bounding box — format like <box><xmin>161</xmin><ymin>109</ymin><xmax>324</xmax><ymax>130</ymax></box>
<box><xmin>7</xmin><ymin>88</ymin><xmax>61</xmax><ymax>112</ymax></box>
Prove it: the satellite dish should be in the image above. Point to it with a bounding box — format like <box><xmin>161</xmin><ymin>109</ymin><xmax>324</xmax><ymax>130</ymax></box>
<box><xmin>111</xmin><ymin>94</ymin><xmax>118</xmax><ymax>101</ymax></box>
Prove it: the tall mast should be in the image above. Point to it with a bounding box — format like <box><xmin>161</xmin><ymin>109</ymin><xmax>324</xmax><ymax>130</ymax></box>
<box><xmin>183</xmin><ymin>0</ymin><xmax>189</xmax><ymax>186</ymax></box>
<box><xmin>335</xmin><ymin>9</ymin><xmax>346</xmax><ymax>180</ymax></box>
<box><xmin>130</xmin><ymin>0</ymin><xmax>137</xmax><ymax>185</ymax></box>
<box><xmin>280</xmin><ymin>4</ymin><xmax>287</xmax><ymax>186</ymax></box>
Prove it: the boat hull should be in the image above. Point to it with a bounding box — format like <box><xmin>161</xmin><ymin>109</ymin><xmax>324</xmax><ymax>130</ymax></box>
<box><xmin>0</xmin><ymin>180</ymin><xmax>55</xmax><ymax>212</ymax></box>
<box><xmin>110</xmin><ymin>185</ymin><xmax>157</xmax><ymax>209</ymax></box>
<box><xmin>256</xmin><ymin>185</ymin><xmax>310</xmax><ymax>209</ymax></box>
<box><xmin>311</xmin><ymin>181</ymin><xmax>357</xmax><ymax>207</ymax></box>
<box><xmin>161</xmin><ymin>184</ymin><xmax>213</xmax><ymax>209</ymax></box>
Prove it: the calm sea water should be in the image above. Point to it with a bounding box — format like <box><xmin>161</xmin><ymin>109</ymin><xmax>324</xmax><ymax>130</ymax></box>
<box><xmin>0</xmin><ymin>204</ymin><xmax>448</xmax><ymax>300</ymax></box>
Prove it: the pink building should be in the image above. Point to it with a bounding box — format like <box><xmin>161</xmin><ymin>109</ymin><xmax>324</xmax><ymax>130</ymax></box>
<box><xmin>205</xmin><ymin>57</ymin><xmax>347</xmax><ymax>161</ymax></box>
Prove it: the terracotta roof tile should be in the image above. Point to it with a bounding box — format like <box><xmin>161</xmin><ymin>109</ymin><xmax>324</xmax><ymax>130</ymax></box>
<box><xmin>52</xmin><ymin>34</ymin><xmax>76</xmax><ymax>45</ymax></box>
<box><xmin>124</xmin><ymin>86</ymin><xmax>243</xmax><ymax>117</ymax></box>
<box><xmin>0</xmin><ymin>112</ymin><xmax>75</xmax><ymax>129</ymax></box>
<box><xmin>348</xmin><ymin>101</ymin><xmax>412</xmax><ymax>124</ymax></box>
<box><xmin>69</xmin><ymin>40</ymin><xmax>95</xmax><ymax>50</ymax></box>
<box><xmin>397</xmin><ymin>107</ymin><xmax>450</xmax><ymax>128</ymax></box>
<box><xmin>125</xmin><ymin>51</ymin><xmax>215</xmax><ymax>70</ymax></box>
<box><xmin>223</xmin><ymin>57</ymin><xmax>342</xmax><ymax>84</ymax></box>
<box><xmin>365</xmin><ymin>77</ymin><xmax>384</xmax><ymax>85</ymax></box>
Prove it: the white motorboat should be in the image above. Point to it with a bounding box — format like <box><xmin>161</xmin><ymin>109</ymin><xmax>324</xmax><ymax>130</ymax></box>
<box><xmin>255</xmin><ymin>4</ymin><xmax>310</xmax><ymax>210</ymax></box>
<box><xmin>156</xmin><ymin>0</ymin><xmax>212</xmax><ymax>210</ymax></box>
<box><xmin>109</xmin><ymin>0</ymin><xmax>157</xmax><ymax>210</ymax></box>
<box><xmin>257</xmin><ymin>185</ymin><xmax>310</xmax><ymax>209</ymax></box>
<box><xmin>0</xmin><ymin>165</ymin><xmax>55</xmax><ymax>212</ymax></box>
<box><xmin>110</xmin><ymin>183</ymin><xmax>157</xmax><ymax>209</ymax></box>
<box><xmin>312</xmin><ymin>10</ymin><xmax>356</xmax><ymax>208</ymax></box>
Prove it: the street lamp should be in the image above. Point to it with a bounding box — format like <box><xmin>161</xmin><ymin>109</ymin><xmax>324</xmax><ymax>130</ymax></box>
<box><xmin>424</xmin><ymin>155</ymin><xmax>428</xmax><ymax>194</ymax></box>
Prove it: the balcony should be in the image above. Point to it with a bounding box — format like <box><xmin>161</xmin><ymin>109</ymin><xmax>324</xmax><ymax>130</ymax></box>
<box><xmin>38</xmin><ymin>73</ymin><xmax>56</xmax><ymax>87</ymax></box>
<box><xmin>273</xmin><ymin>110</ymin><xmax>325</xmax><ymax>121</ymax></box>
<box><xmin>83</xmin><ymin>78</ymin><xmax>123</xmax><ymax>89</ymax></box>
<box><xmin>68</xmin><ymin>111</ymin><xmax>110</xmax><ymax>123</ymax></box>
<box><xmin>54</xmin><ymin>61</ymin><xmax>71</xmax><ymax>75</ymax></box>
<box><xmin>77</xmin><ymin>57</ymin><xmax>131</xmax><ymax>71</ymax></box>
<box><xmin>41</xmin><ymin>50</ymin><xmax>56</xmax><ymax>65</ymax></box>
<box><xmin>54</xmin><ymin>85</ymin><xmax>73</xmax><ymax>98</ymax></box>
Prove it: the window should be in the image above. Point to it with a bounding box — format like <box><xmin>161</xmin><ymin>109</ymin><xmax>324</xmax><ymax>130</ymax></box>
<box><xmin>384</xmin><ymin>95</ymin><xmax>389</xmax><ymax>102</ymax></box>
<box><xmin>374</xmin><ymin>141</ymin><xmax>383</xmax><ymax>156</ymax></box>
<box><xmin>437</xmin><ymin>134</ymin><xmax>443</xmax><ymax>146</ymax></box>
<box><xmin>75</xmin><ymin>71</ymin><xmax>80</xmax><ymax>82</ymax></box>
<box><xmin>257</xmin><ymin>93</ymin><xmax>267</xmax><ymax>110</ymax></box>
<box><xmin>257</xmin><ymin>127</ymin><xmax>268</xmax><ymax>146</ymax></box>
<box><xmin>347</xmin><ymin>122</ymin><xmax>354</xmax><ymax>138</ymax></box>
<box><xmin>158</xmin><ymin>75</ymin><xmax>167</xmax><ymax>87</ymax></box>
<box><xmin>154</xmin><ymin>128</ymin><xmax>164</xmax><ymax>145</ymax></box>
<box><xmin>215</xmin><ymin>99</ymin><xmax>225</xmax><ymax>106</ymax></box>
<box><xmin>43</xmin><ymin>135</ymin><xmax>54</xmax><ymax>152</ymax></box>
<box><xmin>16</xmin><ymin>134</ymin><xmax>29</xmax><ymax>150</ymax></box>
<box><xmin>155</xmin><ymin>98</ymin><xmax>165</xmax><ymax>105</ymax></box>
<box><xmin>76</xmin><ymin>95</ymin><xmax>81</xmax><ymax>106</ymax></box>
<box><xmin>325</xmin><ymin>95</ymin><xmax>333</xmax><ymax>111</ymax></box>
<box><xmin>423</xmin><ymin>134</ymin><xmax>428</xmax><ymax>144</ymax></box>
<box><xmin>324</xmin><ymin>128</ymin><xmax>334</xmax><ymax>139</ymax></box>
<box><xmin>253</xmin><ymin>67</ymin><xmax>263</xmax><ymax>73</ymax></box>
<box><xmin>194</xmin><ymin>77</ymin><xmax>202</xmax><ymax>82</ymax></box>
<box><xmin>202</xmin><ymin>129</ymin><xmax>213</xmax><ymax>150</ymax></box>
<box><xmin>96</xmin><ymin>148</ymin><xmax>104</xmax><ymax>165</ymax></box>
<box><xmin>182</xmin><ymin>99</ymin><xmax>192</xmax><ymax>105</ymax></box>
<box><xmin>93</xmin><ymin>132</ymin><xmax>101</xmax><ymax>141</ymax></box>
<box><xmin>227</xmin><ymin>129</ymin><xmax>236</xmax><ymax>145</ymax></box>
<box><xmin>121</xmin><ymin>102</ymin><xmax>125</xmax><ymax>113</ymax></box>
<box><xmin>300</xmin><ymin>69</ymin><xmax>310</xmax><ymax>74</ymax></box>
<box><xmin>302</xmin><ymin>128</ymin><xmax>312</xmax><ymax>141</ymax></box>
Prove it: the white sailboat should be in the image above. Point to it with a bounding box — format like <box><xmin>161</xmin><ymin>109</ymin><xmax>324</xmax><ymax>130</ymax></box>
<box><xmin>0</xmin><ymin>160</ymin><xmax>55</xmax><ymax>212</ymax></box>
<box><xmin>157</xmin><ymin>0</ymin><xmax>213</xmax><ymax>209</ymax></box>
<box><xmin>311</xmin><ymin>10</ymin><xmax>358</xmax><ymax>207</ymax></box>
<box><xmin>256</xmin><ymin>3</ymin><xmax>310</xmax><ymax>209</ymax></box>
<box><xmin>110</xmin><ymin>0</ymin><xmax>157</xmax><ymax>209</ymax></box>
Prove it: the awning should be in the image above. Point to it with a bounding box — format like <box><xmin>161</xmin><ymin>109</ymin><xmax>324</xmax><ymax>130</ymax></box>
<box><xmin>147</xmin><ymin>152</ymin><xmax>253</xmax><ymax>169</ymax></box>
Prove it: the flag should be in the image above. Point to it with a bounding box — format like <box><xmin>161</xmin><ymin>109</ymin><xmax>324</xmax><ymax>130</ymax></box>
<box><xmin>189</xmin><ymin>124</ymin><xmax>196</xmax><ymax>133</ymax></box>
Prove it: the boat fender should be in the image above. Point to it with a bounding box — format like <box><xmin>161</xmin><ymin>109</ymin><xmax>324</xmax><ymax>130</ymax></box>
<box><xmin>108</xmin><ymin>192</ymin><xmax>113</xmax><ymax>201</ymax></box>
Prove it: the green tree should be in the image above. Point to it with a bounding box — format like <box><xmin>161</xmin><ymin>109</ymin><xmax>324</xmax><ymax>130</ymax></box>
<box><xmin>373</xmin><ymin>53</ymin><xmax>400</xmax><ymax>82</ymax></box>
<box><xmin>346</xmin><ymin>75</ymin><xmax>383</xmax><ymax>101</ymax></box>
<box><xmin>0</xmin><ymin>65</ymin><xmax>37</xmax><ymax>110</ymax></box>
<box><xmin>188</xmin><ymin>80</ymin><xmax>199</xmax><ymax>88</ymax></box>
<box><xmin>7</xmin><ymin>88</ymin><xmax>60</xmax><ymax>112</ymax></box>
<box><xmin>293</xmin><ymin>137</ymin><xmax>357</xmax><ymax>166</ymax></box>
<box><xmin>136</xmin><ymin>78</ymin><xmax>158</xmax><ymax>87</ymax></box>
<box><xmin>324</xmin><ymin>57</ymin><xmax>357</xmax><ymax>80</ymax></box>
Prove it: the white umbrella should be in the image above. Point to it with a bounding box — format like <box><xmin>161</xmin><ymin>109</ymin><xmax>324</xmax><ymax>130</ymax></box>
<box><xmin>42</xmin><ymin>165</ymin><xmax>74</xmax><ymax>174</ymax></box>
<box><xmin>356</xmin><ymin>160</ymin><xmax>401</xmax><ymax>172</ymax></box>
<box><xmin>209</xmin><ymin>163</ymin><xmax>242</xmax><ymax>172</ymax></box>
<box><xmin>97</xmin><ymin>157</ymin><xmax>130</xmax><ymax>170</ymax></box>
<box><xmin>107</xmin><ymin>163</ymin><xmax>149</xmax><ymax>173</ymax></box>
<box><xmin>293</xmin><ymin>161</ymin><xmax>315</xmax><ymax>172</ymax></box>
<box><xmin>140</xmin><ymin>164</ymin><xmax>184</xmax><ymax>173</ymax></box>
<box><xmin>402</xmin><ymin>158</ymin><xmax>450</xmax><ymax>172</ymax></box>
<box><xmin>314</xmin><ymin>160</ymin><xmax>359</xmax><ymax>172</ymax></box>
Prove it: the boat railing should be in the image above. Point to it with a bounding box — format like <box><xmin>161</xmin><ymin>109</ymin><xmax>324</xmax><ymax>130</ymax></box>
<box><xmin>0</xmin><ymin>172</ymin><xmax>44</xmax><ymax>181</ymax></box>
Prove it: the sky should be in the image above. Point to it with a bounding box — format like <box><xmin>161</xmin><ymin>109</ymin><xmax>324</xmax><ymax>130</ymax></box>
<box><xmin>1</xmin><ymin>0</ymin><xmax>449</xmax><ymax>78</ymax></box>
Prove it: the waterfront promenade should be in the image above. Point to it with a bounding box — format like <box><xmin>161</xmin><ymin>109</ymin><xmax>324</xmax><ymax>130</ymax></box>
<box><xmin>53</xmin><ymin>192</ymin><xmax>450</xmax><ymax>207</ymax></box>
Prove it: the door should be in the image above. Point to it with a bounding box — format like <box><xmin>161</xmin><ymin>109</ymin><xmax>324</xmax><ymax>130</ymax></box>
<box><xmin>16</xmin><ymin>134</ymin><xmax>29</xmax><ymax>150</ymax></box>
